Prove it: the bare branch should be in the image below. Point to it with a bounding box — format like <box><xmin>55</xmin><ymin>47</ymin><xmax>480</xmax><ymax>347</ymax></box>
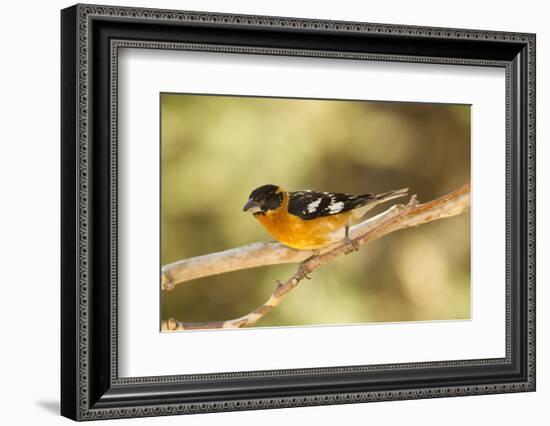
<box><xmin>162</xmin><ymin>189</ymin><xmax>441</xmax><ymax>290</ymax></box>
<box><xmin>162</xmin><ymin>182</ymin><xmax>470</xmax><ymax>331</ymax></box>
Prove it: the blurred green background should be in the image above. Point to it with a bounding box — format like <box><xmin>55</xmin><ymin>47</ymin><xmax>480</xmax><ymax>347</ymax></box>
<box><xmin>161</xmin><ymin>93</ymin><xmax>470</xmax><ymax>328</ymax></box>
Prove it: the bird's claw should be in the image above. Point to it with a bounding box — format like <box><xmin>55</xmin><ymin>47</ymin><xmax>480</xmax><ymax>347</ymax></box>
<box><xmin>345</xmin><ymin>237</ymin><xmax>360</xmax><ymax>252</ymax></box>
<box><xmin>298</xmin><ymin>264</ymin><xmax>313</xmax><ymax>280</ymax></box>
<box><xmin>300</xmin><ymin>250</ymin><xmax>321</xmax><ymax>279</ymax></box>
<box><xmin>343</xmin><ymin>224</ymin><xmax>359</xmax><ymax>252</ymax></box>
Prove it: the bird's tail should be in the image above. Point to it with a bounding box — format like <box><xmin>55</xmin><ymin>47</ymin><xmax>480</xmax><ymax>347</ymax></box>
<box><xmin>351</xmin><ymin>188</ymin><xmax>409</xmax><ymax>220</ymax></box>
<box><xmin>372</xmin><ymin>187</ymin><xmax>409</xmax><ymax>204</ymax></box>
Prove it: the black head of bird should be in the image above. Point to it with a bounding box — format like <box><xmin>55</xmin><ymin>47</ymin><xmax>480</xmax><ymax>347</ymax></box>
<box><xmin>242</xmin><ymin>184</ymin><xmax>284</xmax><ymax>215</ymax></box>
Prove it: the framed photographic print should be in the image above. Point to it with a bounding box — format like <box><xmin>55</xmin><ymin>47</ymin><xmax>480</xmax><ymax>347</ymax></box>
<box><xmin>61</xmin><ymin>3</ymin><xmax>536</xmax><ymax>421</ymax></box>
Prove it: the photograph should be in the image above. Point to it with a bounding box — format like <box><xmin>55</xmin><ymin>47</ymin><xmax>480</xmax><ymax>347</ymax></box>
<box><xmin>160</xmin><ymin>93</ymin><xmax>471</xmax><ymax>331</ymax></box>
<box><xmin>59</xmin><ymin>3</ymin><xmax>535</xmax><ymax>420</ymax></box>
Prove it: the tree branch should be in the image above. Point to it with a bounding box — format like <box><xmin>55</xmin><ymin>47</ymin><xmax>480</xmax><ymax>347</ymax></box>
<box><xmin>162</xmin><ymin>182</ymin><xmax>471</xmax><ymax>331</ymax></box>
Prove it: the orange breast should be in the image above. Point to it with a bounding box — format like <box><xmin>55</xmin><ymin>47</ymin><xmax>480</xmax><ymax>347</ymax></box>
<box><xmin>255</xmin><ymin>207</ymin><xmax>353</xmax><ymax>250</ymax></box>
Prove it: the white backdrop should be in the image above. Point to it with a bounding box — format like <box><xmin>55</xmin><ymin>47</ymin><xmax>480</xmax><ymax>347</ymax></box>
<box><xmin>119</xmin><ymin>50</ymin><xmax>505</xmax><ymax>377</ymax></box>
<box><xmin>0</xmin><ymin>0</ymin><xmax>546</xmax><ymax>425</ymax></box>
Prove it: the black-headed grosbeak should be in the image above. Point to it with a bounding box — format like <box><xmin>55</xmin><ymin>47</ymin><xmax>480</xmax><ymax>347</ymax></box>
<box><xmin>243</xmin><ymin>184</ymin><xmax>408</xmax><ymax>250</ymax></box>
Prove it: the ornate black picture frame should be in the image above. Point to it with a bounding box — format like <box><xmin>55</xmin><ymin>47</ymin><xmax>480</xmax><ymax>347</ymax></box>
<box><xmin>61</xmin><ymin>3</ymin><xmax>535</xmax><ymax>421</ymax></box>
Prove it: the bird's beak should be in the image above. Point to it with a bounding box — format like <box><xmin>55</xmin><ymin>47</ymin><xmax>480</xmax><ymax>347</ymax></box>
<box><xmin>243</xmin><ymin>199</ymin><xmax>262</xmax><ymax>213</ymax></box>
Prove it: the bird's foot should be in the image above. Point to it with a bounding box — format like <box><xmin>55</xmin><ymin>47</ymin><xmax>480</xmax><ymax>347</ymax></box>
<box><xmin>298</xmin><ymin>250</ymin><xmax>320</xmax><ymax>280</ymax></box>
<box><xmin>343</xmin><ymin>224</ymin><xmax>359</xmax><ymax>252</ymax></box>
<box><xmin>297</xmin><ymin>264</ymin><xmax>313</xmax><ymax>280</ymax></box>
<box><xmin>344</xmin><ymin>236</ymin><xmax>360</xmax><ymax>252</ymax></box>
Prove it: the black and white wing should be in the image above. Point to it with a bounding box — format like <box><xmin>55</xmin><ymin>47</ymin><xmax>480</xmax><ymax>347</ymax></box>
<box><xmin>288</xmin><ymin>190</ymin><xmax>375</xmax><ymax>220</ymax></box>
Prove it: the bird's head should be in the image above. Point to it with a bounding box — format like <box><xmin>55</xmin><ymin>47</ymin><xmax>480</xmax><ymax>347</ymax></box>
<box><xmin>243</xmin><ymin>184</ymin><xmax>284</xmax><ymax>216</ymax></box>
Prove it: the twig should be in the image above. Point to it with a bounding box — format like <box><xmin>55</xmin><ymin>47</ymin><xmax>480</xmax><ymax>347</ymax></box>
<box><xmin>162</xmin><ymin>182</ymin><xmax>471</xmax><ymax>331</ymax></box>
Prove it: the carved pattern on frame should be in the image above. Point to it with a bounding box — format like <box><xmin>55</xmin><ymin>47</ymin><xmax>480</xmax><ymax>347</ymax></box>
<box><xmin>75</xmin><ymin>5</ymin><xmax>535</xmax><ymax>419</ymax></box>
